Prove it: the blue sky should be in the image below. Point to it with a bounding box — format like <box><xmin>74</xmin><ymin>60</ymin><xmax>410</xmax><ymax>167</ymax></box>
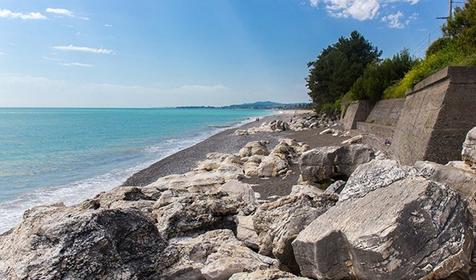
<box><xmin>0</xmin><ymin>0</ymin><xmax>451</xmax><ymax>107</ymax></box>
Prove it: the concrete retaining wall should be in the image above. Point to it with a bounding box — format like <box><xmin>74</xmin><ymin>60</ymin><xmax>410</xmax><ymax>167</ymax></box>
<box><xmin>357</xmin><ymin>122</ymin><xmax>395</xmax><ymax>141</ymax></box>
<box><xmin>392</xmin><ymin>66</ymin><xmax>476</xmax><ymax>165</ymax></box>
<box><xmin>341</xmin><ymin>100</ymin><xmax>372</xmax><ymax>130</ymax></box>
<box><xmin>365</xmin><ymin>99</ymin><xmax>405</xmax><ymax>127</ymax></box>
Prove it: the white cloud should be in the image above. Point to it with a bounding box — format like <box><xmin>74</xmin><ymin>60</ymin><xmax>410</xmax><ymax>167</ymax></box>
<box><xmin>104</xmin><ymin>24</ymin><xmax>113</xmax><ymax>27</ymax></box>
<box><xmin>0</xmin><ymin>51</ymin><xmax>5</xmax><ymax>55</ymax></box>
<box><xmin>53</xmin><ymin>45</ymin><xmax>114</xmax><ymax>55</ymax></box>
<box><xmin>46</xmin><ymin>8</ymin><xmax>73</xmax><ymax>17</ymax></box>
<box><xmin>309</xmin><ymin>0</ymin><xmax>420</xmax><ymax>21</ymax></box>
<box><xmin>61</xmin><ymin>62</ymin><xmax>93</xmax><ymax>68</ymax></box>
<box><xmin>309</xmin><ymin>0</ymin><xmax>320</xmax><ymax>7</ymax></box>
<box><xmin>0</xmin><ymin>9</ymin><xmax>46</xmax><ymax>20</ymax></box>
<box><xmin>46</xmin><ymin>8</ymin><xmax>89</xmax><ymax>20</ymax></box>
<box><xmin>381</xmin><ymin>11</ymin><xmax>405</xmax><ymax>28</ymax></box>
<box><xmin>381</xmin><ymin>11</ymin><xmax>417</xmax><ymax>28</ymax></box>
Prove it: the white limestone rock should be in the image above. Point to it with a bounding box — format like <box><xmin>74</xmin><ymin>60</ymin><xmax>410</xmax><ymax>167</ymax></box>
<box><xmin>462</xmin><ymin>127</ymin><xmax>476</xmax><ymax>170</ymax></box>
<box><xmin>163</xmin><ymin>229</ymin><xmax>278</xmax><ymax>280</ymax></box>
<box><xmin>253</xmin><ymin>193</ymin><xmax>337</xmax><ymax>272</ymax></box>
<box><xmin>293</xmin><ymin>177</ymin><xmax>474</xmax><ymax>280</ymax></box>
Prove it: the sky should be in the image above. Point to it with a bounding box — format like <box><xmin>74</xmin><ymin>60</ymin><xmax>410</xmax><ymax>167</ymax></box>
<box><xmin>0</xmin><ymin>0</ymin><xmax>452</xmax><ymax>107</ymax></box>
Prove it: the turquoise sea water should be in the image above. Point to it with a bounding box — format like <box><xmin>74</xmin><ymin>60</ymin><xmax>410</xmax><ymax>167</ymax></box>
<box><xmin>0</xmin><ymin>108</ymin><xmax>268</xmax><ymax>232</ymax></box>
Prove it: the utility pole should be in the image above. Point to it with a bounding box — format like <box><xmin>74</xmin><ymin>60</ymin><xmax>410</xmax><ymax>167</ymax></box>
<box><xmin>438</xmin><ymin>0</ymin><xmax>465</xmax><ymax>19</ymax></box>
<box><xmin>449</xmin><ymin>0</ymin><xmax>453</xmax><ymax>19</ymax></box>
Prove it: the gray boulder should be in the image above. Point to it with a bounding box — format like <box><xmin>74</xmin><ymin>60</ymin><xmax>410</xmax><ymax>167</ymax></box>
<box><xmin>229</xmin><ymin>268</ymin><xmax>310</xmax><ymax>280</ymax></box>
<box><xmin>300</xmin><ymin>146</ymin><xmax>341</xmax><ymax>183</ymax></box>
<box><xmin>299</xmin><ymin>145</ymin><xmax>375</xmax><ymax>183</ymax></box>
<box><xmin>339</xmin><ymin>159</ymin><xmax>416</xmax><ymax>202</ymax></box>
<box><xmin>0</xmin><ymin>203</ymin><xmax>173</xmax><ymax>280</ymax></box>
<box><xmin>239</xmin><ymin>141</ymin><xmax>269</xmax><ymax>158</ymax></box>
<box><xmin>163</xmin><ymin>229</ymin><xmax>277</xmax><ymax>280</ymax></box>
<box><xmin>463</xmin><ymin>127</ymin><xmax>476</xmax><ymax>170</ymax></box>
<box><xmin>220</xmin><ymin>180</ymin><xmax>257</xmax><ymax>214</ymax></box>
<box><xmin>253</xmin><ymin>193</ymin><xmax>337</xmax><ymax>272</ymax></box>
<box><xmin>416</xmin><ymin>161</ymin><xmax>476</xmax><ymax>213</ymax></box>
<box><xmin>293</xmin><ymin>177</ymin><xmax>473</xmax><ymax>280</ymax></box>
<box><xmin>334</xmin><ymin>144</ymin><xmax>375</xmax><ymax>177</ymax></box>
<box><xmin>153</xmin><ymin>191</ymin><xmax>242</xmax><ymax>239</ymax></box>
<box><xmin>257</xmin><ymin>155</ymin><xmax>289</xmax><ymax>177</ymax></box>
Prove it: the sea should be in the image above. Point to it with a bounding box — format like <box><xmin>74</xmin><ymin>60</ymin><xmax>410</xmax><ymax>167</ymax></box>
<box><xmin>0</xmin><ymin>108</ymin><xmax>269</xmax><ymax>233</ymax></box>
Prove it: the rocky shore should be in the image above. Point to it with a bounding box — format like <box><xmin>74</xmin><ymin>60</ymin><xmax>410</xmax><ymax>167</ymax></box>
<box><xmin>1</xmin><ymin>111</ymin><xmax>476</xmax><ymax>280</ymax></box>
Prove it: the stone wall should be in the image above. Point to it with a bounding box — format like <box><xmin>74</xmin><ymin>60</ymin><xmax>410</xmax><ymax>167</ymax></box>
<box><xmin>392</xmin><ymin>66</ymin><xmax>476</xmax><ymax>165</ymax></box>
<box><xmin>341</xmin><ymin>100</ymin><xmax>372</xmax><ymax>130</ymax></box>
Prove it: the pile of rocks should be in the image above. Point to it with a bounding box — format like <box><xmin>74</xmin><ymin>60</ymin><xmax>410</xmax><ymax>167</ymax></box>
<box><xmin>2</xmin><ymin>125</ymin><xmax>476</xmax><ymax>280</ymax></box>
<box><xmin>234</xmin><ymin>113</ymin><xmax>340</xmax><ymax>136</ymax></box>
<box><xmin>234</xmin><ymin>120</ymin><xmax>290</xmax><ymax>135</ymax></box>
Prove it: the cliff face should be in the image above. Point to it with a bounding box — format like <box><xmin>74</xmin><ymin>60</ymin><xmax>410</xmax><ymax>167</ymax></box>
<box><xmin>1</xmin><ymin>116</ymin><xmax>475</xmax><ymax>280</ymax></box>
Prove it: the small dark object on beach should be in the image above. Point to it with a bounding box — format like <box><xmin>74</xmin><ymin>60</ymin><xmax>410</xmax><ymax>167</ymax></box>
<box><xmin>385</xmin><ymin>139</ymin><xmax>391</xmax><ymax>146</ymax></box>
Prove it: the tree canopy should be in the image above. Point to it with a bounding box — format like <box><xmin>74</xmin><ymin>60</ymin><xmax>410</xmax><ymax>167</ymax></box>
<box><xmin>349</xmin><ymin>49</ymin><xmax>417</xmax><ymax>103</ymax></box>
<box><xmin>306</xmin><ymin>31</ymin><xmax>381</xmax><ymax>114</ymax></box>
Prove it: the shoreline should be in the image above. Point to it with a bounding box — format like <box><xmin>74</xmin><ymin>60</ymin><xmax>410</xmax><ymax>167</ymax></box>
<box><xmin>123</xmin><ymin>110</ymin><xmax>323</xmax><ymax>187</ymax></box>
<box><xmin>123</xmin><ymin>110</ymin><xmax>349</xmax><ymax>200</ymax></box>
<box><xmin>0</xmin><ymin>110</ymin><xmax>274</xmax><ymax>234</ymax></box>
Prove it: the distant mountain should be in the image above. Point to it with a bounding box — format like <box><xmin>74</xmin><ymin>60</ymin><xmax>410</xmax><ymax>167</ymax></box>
<box><xmin>223</xmin><ymin>101</ymin><xmax>310</xmax><ymax>109</ymax></box>
<box><xmin>176</xmin><ymin>101</ymin><xmax>310</xmax><ymax>110</ymax></box>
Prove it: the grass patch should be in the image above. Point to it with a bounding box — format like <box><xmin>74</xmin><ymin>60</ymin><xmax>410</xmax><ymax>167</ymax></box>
<box><xmin>383</xmin><ymin>44</ymin><xmax>476</xmax><ymax>99</ymax></box>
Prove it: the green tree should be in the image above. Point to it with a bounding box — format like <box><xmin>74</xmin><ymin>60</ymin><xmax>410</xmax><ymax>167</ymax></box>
<box><xmin>306</xmin><ymin>31</ymin><xmax>381</xmax><ymax>114</ymax></box>
<box><xmin>350</xmin><ymin>49</ymin><xmax>417</xmax><ymax>102</ymax></box>
<box><xmin>443</xmin><ymin>0</ymin><xmax>476</xmax><ymax>49</ymax></box>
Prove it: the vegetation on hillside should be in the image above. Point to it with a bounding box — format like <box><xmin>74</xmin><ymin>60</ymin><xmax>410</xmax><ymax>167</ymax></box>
<box><xmin>307</xmin><ymin>0</ymin><xmax>476</xmax><ymax>114</ymax></box>
<box><xmin>385</xmin><ymin>0</ymin><xmax>476</xmax><ymax>98</ymax></box>
<box><xmin>349</xmin><ymin>49</ymin><xmax>417</xmax><ymax>102</ymax></box>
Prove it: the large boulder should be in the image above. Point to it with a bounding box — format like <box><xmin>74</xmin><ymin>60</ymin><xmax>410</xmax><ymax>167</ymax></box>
<box><xmin>293</xmin><ymin>177</ymin><xmax>473</xmax><ymax>280</ymax></box>
<box><xmin>220</xmin><ymin>180</ymin><xmax>256</xmax><ymax>203</ymax></box>
<box><xmin>271</xmin><ymin>139</ymin><xmax>310</xmax><ymax>160</ymax></box>
<box><xmin>462</xmin><ymin>127</ymin><xmax>476</xmax><ymax>170</ymax></box>
<box><xmin>220</xmin><ymin>180</ymin><xmax>257</xmax><ymax>215</ymax></box>
<box><xmin>253</xmin><ymin>193</ymin><xmax>337</xmax><ymax>272</ymax></box>
<box><xmin>416</xmin><ymin>161</ymin><xmax>476</xmax><ymax>214</ymax></box>
<box><xmin>299</xmin><ymin>146</ymin><xmax>341</xmax><ymax>183</ymax></box>
<box><xmin>239</xmin><ymin>141</ymin><xmax>269</xmax><ymax>158</ymax></box>
<box><xmin>257</xmin><ymin>155</ymin><xmax>289</xmax><ymax>177</ymax></box>
<box><xmin>334</xmin><ymin>144</ymin><xmax>375</xmax><ymax>177</ymax></box>
<box><xmin>0</xmin><ymin>203</ymin><xmax>173</xmax><ymax>280</ymax></box>
<box><xmin>339</xmin><ymin>159</ymin><xmax>416</xmax><ymax>202</ymax></box>
<box><xmin>243</xmin><ymin>155</ymin><xmax>263</xmax><ymax>177</ymax></box>
<box><xmin>299</xmin><ymin>145</ymin><xmax>375</xmax><ymax>183</ymax></box>
<box><xmin>229</xmin><ymin>268</ymin><xmax>310</xmax><ymax>280</ymax></box>
<box><xmin>163</xmin><ymin>229</ymin><xmax>277</xmax><ymax>280</ymax></box>
<box><xmin>153</xmin><ymin>191</ymin><xmax>242</xmax><ymax>239</ymax></box>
